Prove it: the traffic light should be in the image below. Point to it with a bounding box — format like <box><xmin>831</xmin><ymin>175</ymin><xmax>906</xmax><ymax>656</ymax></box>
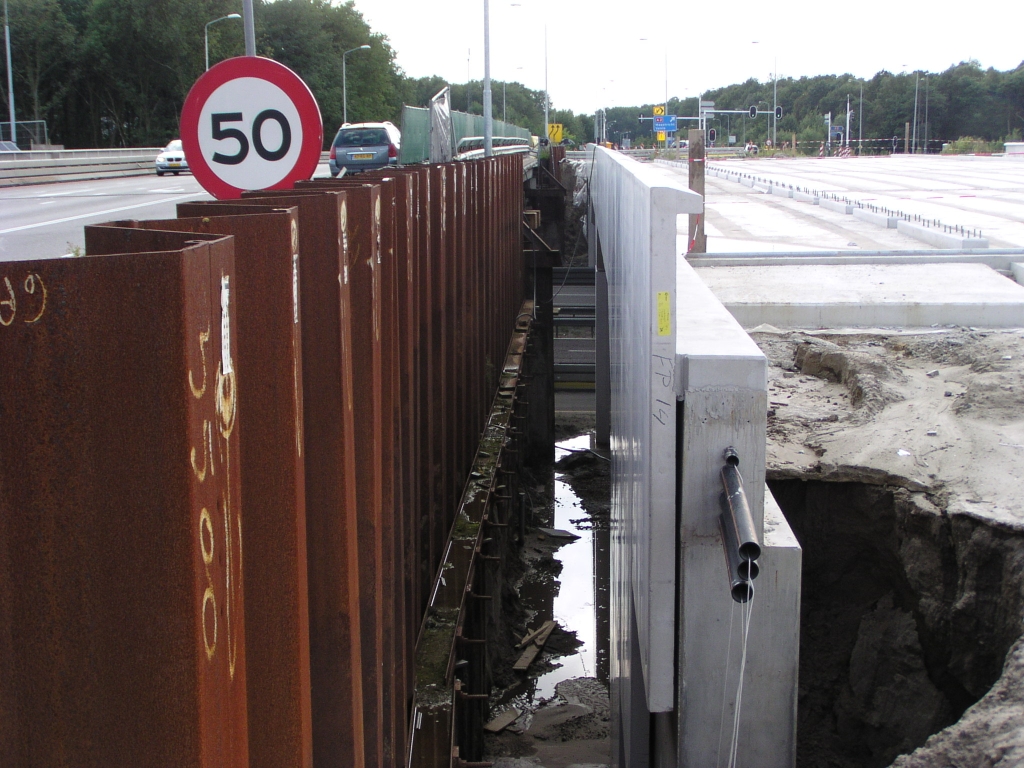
<box><xmin>708</xmin><ymin>128</ymin><xmax>717</xmax><ymax>144</ymax></box>
<box><xmin>775</xmin><ymin>106</ymin><xmax>783</xmax><ymax>120</ymax></box>
<box><xmin>749</xmin><ymin>105</ymin><xmax>757</xmax><ymax>119</ymax></box>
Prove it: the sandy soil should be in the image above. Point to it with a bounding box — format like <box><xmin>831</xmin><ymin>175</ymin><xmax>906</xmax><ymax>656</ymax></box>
<box><xmin>754</xmin><ymin>325</ymin><xmax>1024</xmax><ymax>767</ymax></box>
<box><xmin>757</xmin><ymin>326</ymin><xmax>1024</xmax><ymax>529</ymax></box>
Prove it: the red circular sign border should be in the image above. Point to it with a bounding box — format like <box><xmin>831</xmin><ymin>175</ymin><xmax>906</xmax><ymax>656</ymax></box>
<box><xmin>180</xmin><ymin>56</ymin><xmax>323</xmax><ymax>200</ymax></box>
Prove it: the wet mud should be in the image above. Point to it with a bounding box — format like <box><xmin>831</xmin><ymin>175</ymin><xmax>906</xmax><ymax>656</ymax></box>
<box><xmin>485</xmin><ymin>427</ymin><xmax>612</xmax><ymax>768</ymax></box>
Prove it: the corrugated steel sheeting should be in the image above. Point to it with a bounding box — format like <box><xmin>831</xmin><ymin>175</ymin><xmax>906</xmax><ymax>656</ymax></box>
<box><xmin>0</xmin><ymin>154</ymin><xmax>525</xmax><ymax>768</ymax></box>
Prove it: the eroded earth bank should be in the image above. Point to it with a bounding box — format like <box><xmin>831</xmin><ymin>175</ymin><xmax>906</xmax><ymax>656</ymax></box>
<box><xmin>754</xmin><ymin>326</ymin><xmax>1024</xmax><ymax>767</ymax></box>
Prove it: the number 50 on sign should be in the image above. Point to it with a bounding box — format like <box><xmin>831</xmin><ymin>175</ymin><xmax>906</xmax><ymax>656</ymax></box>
<box><xmin>181</xmin><ymin>57</ymin><xmax>323</xmax><ymax>200</ymax></box>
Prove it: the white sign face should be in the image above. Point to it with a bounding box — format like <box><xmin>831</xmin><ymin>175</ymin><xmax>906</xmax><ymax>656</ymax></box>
<box><xmin>197</xmin><ymin>77</ymin><xmax>304</xmax><ymax>191</ymax></box>
<box><xmin>181</xmin><ymin>57</ymin><xmax>323</xmax><ymax>200</ymax></box>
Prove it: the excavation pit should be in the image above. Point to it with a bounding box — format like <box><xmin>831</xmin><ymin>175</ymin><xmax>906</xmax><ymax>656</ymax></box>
<box><xmin>771</xmin><ymin>479</ymin><xmax>1024</xmax><ymax>767</ymax></box>
<box><xmin>755</xmin><ymin>326</ymin><xmax>1024</xmax><ymax>766</ymax></box>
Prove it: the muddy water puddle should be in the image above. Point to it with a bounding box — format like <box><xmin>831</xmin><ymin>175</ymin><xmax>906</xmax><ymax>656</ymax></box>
<box><xmin>499</xmin><ymin>434</ymin><xmax>609</xmax><ymax>712</ymax></box>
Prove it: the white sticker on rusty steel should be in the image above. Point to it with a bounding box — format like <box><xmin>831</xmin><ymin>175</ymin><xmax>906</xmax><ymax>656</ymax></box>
<box><xmin>220</xmin><ymin>275</ymin><xmax>233</xmax><ymax>375</ymax></box>
<box><xmin>292</xmin><ymin>252</ymin><xmax>299</xmax><ymax>324</ymax></box>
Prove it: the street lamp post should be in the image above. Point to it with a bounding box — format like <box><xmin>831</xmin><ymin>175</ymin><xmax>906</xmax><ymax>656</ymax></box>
<box><xmin>205</xmin><ymin>14</ymin><xmax>241</xmax><ymax>71</ymax></box>
<box><xmin>4</xmin><ymin>0</ymin><xmax>15</xmax><ymax>144</ymax></box>
<box><xmin>543</xmin><ymin>24</ymin><xmax>548</xmax><ymax>147</ymax></box>
<box><xmin>342</xmin><ymin>44</ymin><xmax>371</xmax><ymax>124</ymax></box>
<box><xmin>483</xmin><ymin>0</ymin><xmax>492</xmax><ymax>157</ymax></box>
<box><xmin>859</xmin><ymin>81</ymin><xmax>863</xmax><ymax>155</ymax></box>
<box><xmin>845</xmin><ymin>94</ymin><xmax>851</xmax><ymax>147</ymax></box>
<box><xmin>912</xmin><ymin>71</ymin><xmax>920</xmax><ymax>154</ymax></box>
<box><xmin>772</xmin><ymin>57</ymin><xmax>777</xmax><ymax>148</ymax></box>
<box><xmin>241</xmin><ymin>0</ymin><xmax>255</xmax><ymax>56</ymax></box>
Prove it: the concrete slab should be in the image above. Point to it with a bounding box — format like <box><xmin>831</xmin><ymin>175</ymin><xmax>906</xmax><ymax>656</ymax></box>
<box><xmin>819</xmin><ymin>198</ymin><xmax>853</xmax><ymax>215</ymax></box>
<box><xmin>896</xmin><ymin>219</ymin><xmax>989</xmax><ymax>249</ymax></box>
<box><xmin>1013</xmin><ymin>263</ymin><xmax>1024</xmax><ymax>285</ymax></box>
<box><xmin>707</xmin><ymin>155</ymin><xmax>1024</xmax><ymax>248</ymax></box>
<box><xmin>696</xmin><ymin>262</ymin><xmax>1024</xmax><ymax>328</ymax></box>
<box><xmin>852</xmin><ymin>207</ymin><xmax>898</xmax><ymax>228</ymax></box>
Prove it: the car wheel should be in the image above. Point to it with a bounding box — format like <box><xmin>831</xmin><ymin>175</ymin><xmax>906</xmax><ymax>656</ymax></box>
<box><xmin>156</xmin><ymin>170</ymin><xmax>164</xmax><ymax>176</ymax></box>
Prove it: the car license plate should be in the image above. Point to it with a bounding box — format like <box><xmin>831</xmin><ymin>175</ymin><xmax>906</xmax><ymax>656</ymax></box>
<box><xmin>352</xmin><ymin>153</ymin><xmax>373</xmax><ymax>160</ymax></box>
<box><xmin>169</xmin><ymin>162</ymin><xmax>181</xmax><ymax>168</ymax></box>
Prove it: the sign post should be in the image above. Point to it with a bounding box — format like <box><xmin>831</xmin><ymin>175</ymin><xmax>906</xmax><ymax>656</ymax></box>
<box><xmin>181</xmin><ymin>57</ymin><xmax>323</xmax><ymax>200</ymax></box>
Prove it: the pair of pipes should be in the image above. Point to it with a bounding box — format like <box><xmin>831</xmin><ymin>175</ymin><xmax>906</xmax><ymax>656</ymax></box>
<box><xmin>719</xmin><ymin>448</ymin><xmax>761</xmax><ymax>603</ymax></box>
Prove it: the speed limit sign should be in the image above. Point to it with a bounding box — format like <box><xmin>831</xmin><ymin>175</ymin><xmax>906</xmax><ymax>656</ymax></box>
<box><xmin>181</xmin><ymin>57</ymin><xmax>323</xmax><ymax>199</ymax></box>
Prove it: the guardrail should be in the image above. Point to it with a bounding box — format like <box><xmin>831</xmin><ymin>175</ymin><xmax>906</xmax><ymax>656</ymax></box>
<box><xmin>0</xmin><ymin>149</ymin><xmax>334</xmax><ymax>187</ymax></box>
<box><xmin>0</xmin><ymin>147</ymin><xmax>161</xmax><ymax>186</ymax></box>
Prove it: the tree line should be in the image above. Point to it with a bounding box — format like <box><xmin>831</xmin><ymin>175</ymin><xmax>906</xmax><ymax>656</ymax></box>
<box><xmin>0</xmin><ymin>0</ymin><xmax>562</xmax><ymax>149</ymax></box>
<box><xmin>2</xmin><ymin>0</ymin><xmax>1020</xmax><ymax>151</ymax></box>
<box><xmin>604</xmin><ymin>61</ymin><xmax>1024</xmax><ymax>151</ymax></box>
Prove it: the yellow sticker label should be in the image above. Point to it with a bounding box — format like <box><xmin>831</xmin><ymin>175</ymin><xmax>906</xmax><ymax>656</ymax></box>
<box><xmin>657</xmin><ymin>291</ymin><xmax>671</xmax><ymax>336</ymax></box>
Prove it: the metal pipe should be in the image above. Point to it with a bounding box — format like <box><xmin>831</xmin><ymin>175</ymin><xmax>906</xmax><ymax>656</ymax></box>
<box><xmin>482</xmin><ymin>0</ymin><xmax>492</xmax><ymax>157</ymax></box>
<box><xmin>719</xmin><ymin>512</ymin><xmax>756</xmax><ymax>603</ymax></box>
<box><xmin>242</xmin><ymin>0</ymin><xmax>255</xmax><ymax>56</ymax></box>
<box><xmin>720</xmin><ymin>508</ymin><xmax>759</xmax><ymax>582</ymax></box>
<box><xmin>4</xmin><ymin>0</ymin><xmax>15</xmax><ymax>145</ymax></box>
<box><xmin>720</xmin><ymin>449</ymin><xmax>760</xmax><ymax>562</ymax></box>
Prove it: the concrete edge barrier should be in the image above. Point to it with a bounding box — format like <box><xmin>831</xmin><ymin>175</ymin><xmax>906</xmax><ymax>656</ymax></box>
<box><xmin>819</xmin><ymin>198</ymin><xmax>853</xmax><ymax>215</ymax></box>
<box><xmin>0</xmin><ymin>150</ymin><xmax>331</xmax><ymax>187</ymax></box>
<box><xmin>793</xmin><ymin>190</ymin><xmax>818</xmax><ymax>204</ymax></box>
<box><xmin>687</xmin><ymin>251</ymin><xmax>1024</xmax><ymax>270</ymax></box>
<box><xmin>723</xmin><ymin>298</ymin><xmax>1024</xmax><ymax>329</ymax></box>
<box><xmin>1011</xmin><ymin>263</ymin><xmax>1024</xmax><ymax>285</ymax></box>
<box><xmin>0</xmin><ymin>166</ymin><xmax>156</xmax><ymax>187</ymax></box>
<box><xmin>0</xmin><ymin>165</ymin><xmax>155</xmax><ymax>188</ymax></box>
<box><xmin>769</xmin><ymin>186</ymin><xmax>793</xmax><ymax>198</ymax></box>
<box><xmin>0</xmin><ymin>148</ymin><xmax>160</xmax><ymax>161</ymax></box>
<box><xmin>0</xmin><ymin>153</ymin><xmax>158</xmax><ymax>187</ymax></box>
<box><xmin>741</xmin><ymin>177</ymin><xmax>754</xmax><ymax>187</ymax></box>
<box><xmin>0</xmin><ymin>155</ymin><xmax>157</xmax><ymax>171</ymax></box>
<box><xmin>896</xmin><ymin>219</ymin><xmax>989</xmax><ymax>249</ymax></box>
<box><xmin>852</xmin><ymin>208</ymin><xmax>898</xmax><ymax>228</ymax></box>
<box><xmin>753</xmin><ymin>181</ymin><xmax>771</xmax><ymax>191</ymax></box>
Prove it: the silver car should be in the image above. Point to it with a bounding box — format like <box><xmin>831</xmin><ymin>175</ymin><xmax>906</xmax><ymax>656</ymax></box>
<box><xmin>155</xmin><ymin>139</ymin><xmax>189</xmax><ymax>176</ymax></box>
<box><xmin>329</xmin><ymin>122</ymin><xmax>401</xmax><ymax>176</ymax></box>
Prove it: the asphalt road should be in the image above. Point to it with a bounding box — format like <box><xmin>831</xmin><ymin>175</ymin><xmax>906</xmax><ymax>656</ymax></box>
<box><xmin>0</xmin><ymin>173</ymin><xmax>212</xmax><ymax>262</ymax></box>
<box><xmin>0</xmin><ymin>162</ymin><xmax>333</xmax><ymax>263</ymax></box>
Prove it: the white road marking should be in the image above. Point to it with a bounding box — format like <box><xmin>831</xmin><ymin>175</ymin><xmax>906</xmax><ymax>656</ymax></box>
<box><xmin>0</xmin><ymin>193</ymin><xmax>201</xmax><ymax>235</ymax></box>
<box><xmin>38</xmin><ymin>187</ymin><xmax>99</xmax><ymax>197</ymax></box>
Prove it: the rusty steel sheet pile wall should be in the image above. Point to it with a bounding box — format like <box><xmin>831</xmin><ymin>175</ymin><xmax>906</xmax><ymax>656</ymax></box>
<box><xmin>408</xmin><ymin>305</ymin><xmax>534</xmax><ymax>768</ymax></box>
<box><xmin>177</xmin><ymin>191</ymin><xmax>367</xmax><ymax>765</ymax></box>
<box><xmin>88</xmin><ymin>210</ymin><xmax>314</xmax><ymax>768</ymax></box>
<box><xmin>0</xmin><ymin>234</ymin><xmax>249</xmax><ymax>767</ymax></box>
<box><xmin>0</xmin><ymin>155</ymin><xmax>524</xmax><ymax>768</ymax></box>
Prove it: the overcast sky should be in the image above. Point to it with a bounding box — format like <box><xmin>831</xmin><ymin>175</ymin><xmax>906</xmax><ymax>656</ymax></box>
<box><xmin>348</xmin><ymin>0</ymin><xmax>1024</xmax><ymax>115</ymax></box>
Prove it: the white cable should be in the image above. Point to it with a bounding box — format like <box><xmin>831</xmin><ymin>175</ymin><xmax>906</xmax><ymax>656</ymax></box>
<box><xmin>728</xmin><ymin>582</ymin><xmax>755</xmax><ymax>768</ymax></box>
<box><xmin>716</xmin><ymin>598</ymin><xmax>737</xmax><ymax>768</ymax></box>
